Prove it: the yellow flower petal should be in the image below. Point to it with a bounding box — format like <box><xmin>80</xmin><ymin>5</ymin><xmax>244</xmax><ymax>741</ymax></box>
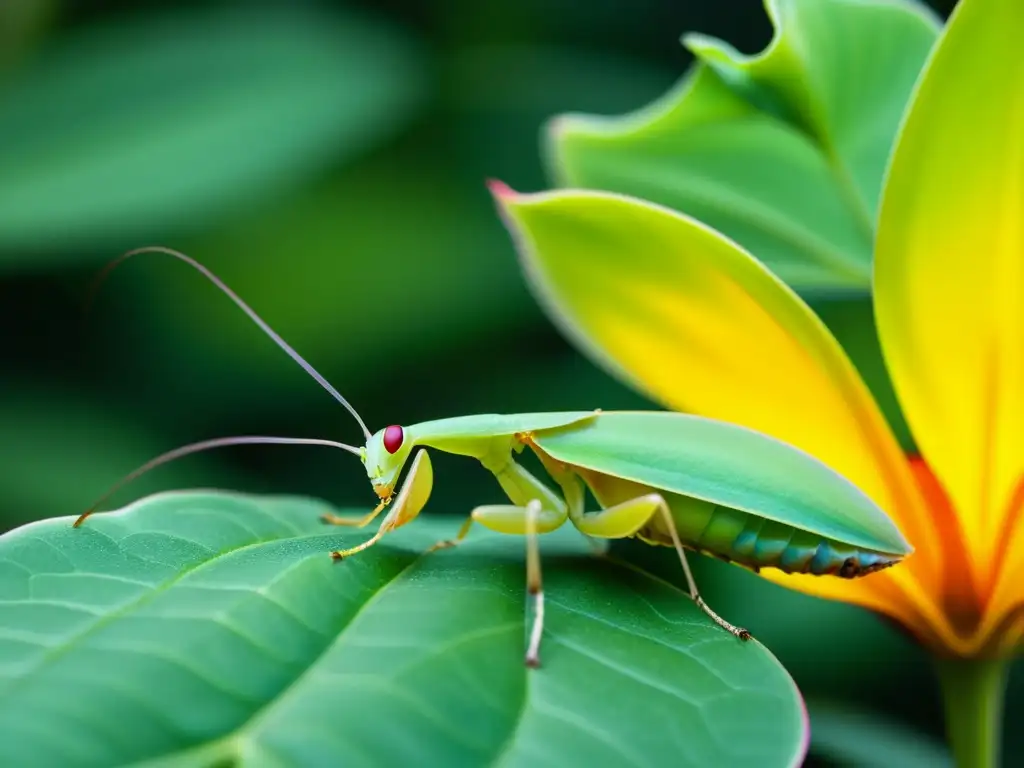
<box><xmin>759</xmin><ymin>564</ymin><xmax>946</xmax><ymax>649</ymax></box>
<box><xmin>874</xmin><ymin>0</ymin><xmax>1024</xmax><ymax>587</ymax></box>
<box><xmin>984</xmin><ymin>488</ymin><xmax>1024</xmax><ymax>653</ymax></box>
<box><xmin>760</xmin><ymin>456</ymin><xmax>964</xmax><ymax>653</ymax></box>
<box><xmin>492</xmin><ymin>184</ymin><xmax>938</xmax><ymax>591</ymax></box>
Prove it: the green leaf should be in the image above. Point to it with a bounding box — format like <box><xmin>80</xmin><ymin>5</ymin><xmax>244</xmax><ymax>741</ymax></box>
<box><xmin>546</xmin><ymin>0</ymin><xmax>940</xmax><ymax>292</ymax></box>
<box><xmin>807</xmin><ymin>700</ymin><xmax>952</xmax><ymax>767</ymax></box>
<box><xmin>0</xmin><ymin>5</ymin><xmax>425</xmax><ymax>261</ymax></box>
<box><xmin>0</xmin><ymin>492</ymin><xmax>807</xmax><ymax>767</ymax></box>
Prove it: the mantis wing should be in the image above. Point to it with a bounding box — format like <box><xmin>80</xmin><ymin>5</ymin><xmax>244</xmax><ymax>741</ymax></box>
<box><xmin>410</xmin><ymin>412</ymin><xmax>597</xmax><ymax>442</ymax></box>
<box><xmin>533</xmin><ymin>411</ymin><xmax>912</xmax><ymax>557</ymax></box>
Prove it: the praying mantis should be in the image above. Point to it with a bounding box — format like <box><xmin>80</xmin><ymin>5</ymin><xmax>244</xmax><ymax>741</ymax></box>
<box><xmin>74</xmin><ymin>247</ymin><xmax>912</xmax><ymax>667</ymax></box>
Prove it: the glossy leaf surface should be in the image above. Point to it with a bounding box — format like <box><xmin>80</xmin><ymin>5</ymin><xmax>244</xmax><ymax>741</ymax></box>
<box><xmin>0</xmin><ymin>492</ymin><xmax>806</xmax><ymax>767</ymax></box>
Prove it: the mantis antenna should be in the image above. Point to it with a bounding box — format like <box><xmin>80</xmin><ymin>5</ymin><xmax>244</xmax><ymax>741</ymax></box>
<box><xmin>89</xmin><ymin>245</ymin><xmax>372</xmax><ymax>441</ymax></box>
<box><xmin>72</xmin><ymin>435</ymin><xmax>362</xmax><ymax>527</ymax></box>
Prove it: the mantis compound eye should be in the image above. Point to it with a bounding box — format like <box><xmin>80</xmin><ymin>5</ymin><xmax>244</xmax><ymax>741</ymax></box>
<box><xmin>383</xmin><ymin>425</ymin><xmax>405</xmax><ymax>454</ymax></box>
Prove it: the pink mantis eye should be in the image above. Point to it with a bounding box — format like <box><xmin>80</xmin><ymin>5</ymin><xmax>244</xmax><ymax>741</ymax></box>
<box><xmin>383</xmin><ymin>425</ymin><xmax>404</xmax><ymax>454</ymax></box>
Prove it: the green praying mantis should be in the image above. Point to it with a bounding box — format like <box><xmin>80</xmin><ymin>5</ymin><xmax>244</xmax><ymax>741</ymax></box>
<box><xmin>74</xmin><ymin>247</ymin><xmax>912</xmax><ymax>667</ymax></box>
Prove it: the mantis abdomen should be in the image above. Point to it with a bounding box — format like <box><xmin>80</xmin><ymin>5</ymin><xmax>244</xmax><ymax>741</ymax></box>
<box><xmin>637</xmin><ymin>492</ymin><xmax>899</xmax><ymax>579</ymax></box>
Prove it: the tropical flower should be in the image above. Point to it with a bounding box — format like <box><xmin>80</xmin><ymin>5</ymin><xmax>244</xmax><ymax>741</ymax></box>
<box><xmin>490</xmin><ymin>0</ymin><xmax>1022</xmax><ymax>763</ymax></box>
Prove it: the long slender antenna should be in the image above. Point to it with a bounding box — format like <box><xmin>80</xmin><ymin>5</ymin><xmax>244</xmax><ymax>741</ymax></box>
<box><xmin>89</xmin><ymin>246</ymin><xmax>373</xmax><ymax>440</ymax></box>
<box><xmin>73</xmin><ymin>435</ymin><xmax>363</xmax><ymax>528</ymax></box>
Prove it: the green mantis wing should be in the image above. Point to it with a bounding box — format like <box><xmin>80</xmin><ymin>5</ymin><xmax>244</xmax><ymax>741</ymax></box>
<box><xmin>532</xmin><ymin>411</ymin><xmax>912</xmax><ymax>557</ymax></box>
<box><xmin>409</xmin><ymin>411</ymin><xmax>597</xmax><ymax>442</ymax></box>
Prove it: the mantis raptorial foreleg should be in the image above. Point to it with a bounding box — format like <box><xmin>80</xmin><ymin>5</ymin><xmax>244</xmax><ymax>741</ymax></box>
<box><xmin>320</xmin><ymin>504</ymin><xmax>387</xmax><ymax>528</ymax></box>
<box><xmin>330</xmin><ymin>450</ymin><xmax>434</xmax><ymax>559</ymax></box>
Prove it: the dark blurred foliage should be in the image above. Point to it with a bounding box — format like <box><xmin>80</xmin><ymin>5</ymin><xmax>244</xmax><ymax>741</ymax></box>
<box><xmin>1</xmin><ymin>0</ymin><xmax>1014</xmax><ymax>764</ymax></box>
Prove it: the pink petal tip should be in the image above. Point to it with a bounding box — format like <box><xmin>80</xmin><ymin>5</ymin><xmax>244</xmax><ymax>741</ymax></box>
<box><xmin>485</xmin><ymin>178</ymin><xmax>517</xmax><ymax>200</ymax></box>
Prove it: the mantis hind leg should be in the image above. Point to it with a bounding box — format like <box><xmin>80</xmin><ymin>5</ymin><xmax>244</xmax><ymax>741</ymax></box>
<box><xmin>426</xmin><ymin>450</ymin><xmax>569</xmax><ymax>667</ymax></box>
<box><xmin>572</xmin><ymin>493</ymin><xmax>751</xmax><ymax>641</ymax></box>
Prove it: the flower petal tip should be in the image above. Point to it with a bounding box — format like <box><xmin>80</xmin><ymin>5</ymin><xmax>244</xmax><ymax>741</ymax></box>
<box><xmin>485</xmin><ymin>178</ymin><xmax>518</xmax><ymax>202</ymax></box>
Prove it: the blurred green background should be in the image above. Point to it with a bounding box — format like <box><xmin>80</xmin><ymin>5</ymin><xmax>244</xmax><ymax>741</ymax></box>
<box><xmin>2</xmin><ymin>0</ymin><xmax>1018</xmax><ymax>764</ymax></box>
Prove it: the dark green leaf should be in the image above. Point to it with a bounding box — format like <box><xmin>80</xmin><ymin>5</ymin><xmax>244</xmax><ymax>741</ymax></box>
<box><xmin>0</xmin><ymin>388</ymin><xmax>243</xmax><ymax>529</ymax></box>
<box><xmin>102</xmin><ymin>158</ymin><xmax>536</xmax><ymax>412</ymax></box>
<box><xmin>0</xmin><ymin>5</ymin><xmax>425</xmax><ymax>260</ymax></box>
<box><xmin>546</xmin><ymin>0</ymin><xmax>940</xmax><ymax>291</ymax></box>
<box><xmin>683</xmin><ymin>555</ymin><xmax>919</xmax><ymax>693</ymax></box>
<box><xmin>0</xmin><ymin>492</ymin><xmax>807</xmax><ymax>766</ymax></box>
<box><xmin>807</xmin><ymin>700</ymin><xmax>951</xmax><ymax>767</ymax></box>
<box><xmin>0</xmin><ymin>0</ymin><xmax>55</xmax><ymax>70</ymax></box>
<box><xmin>446</xmin><ymin>44</ymin><xmax>676</xmax><ymax>190</ymax></box>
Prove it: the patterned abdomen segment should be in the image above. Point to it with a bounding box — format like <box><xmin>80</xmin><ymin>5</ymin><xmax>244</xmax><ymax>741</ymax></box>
<box><xmin>640</xmin><ymin>494</ymin><xmax>900</xmax><ymax>578</ymax></box>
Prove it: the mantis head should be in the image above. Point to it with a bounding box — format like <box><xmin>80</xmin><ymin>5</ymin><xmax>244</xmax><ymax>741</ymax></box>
<box><xmin>363</xmin><ymin>425</ymin><xmax>412</xmax><ymax>500</ymax></box>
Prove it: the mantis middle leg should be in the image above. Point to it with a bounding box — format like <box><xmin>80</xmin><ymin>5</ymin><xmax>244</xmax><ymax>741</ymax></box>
<box><xmin>427</xmin><ymin>449</ymin><xmax>572</xmax><ymax>666</ymax></box>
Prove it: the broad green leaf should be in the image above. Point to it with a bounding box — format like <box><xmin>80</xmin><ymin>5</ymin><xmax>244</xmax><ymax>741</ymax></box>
<box><xmin>0</xmin><ymin>492</ymin><xmax>806</xmax><ymax>767</ymax></box>
<box><xmin>492</xmin><ymin>185</ymin><xmax>937</xmax><ymax>623</ymax></box>
<box><xmin>546</xmin><ymin>0</ymin><xmax>940</xmax><ymax>291</ymax></box>
<box><xmin>806</xmin><ymin>700</ymin><xmax>952</xmax><ymax>767</ymax></box>
<box><xmin>0</xmin><ymin>5</ymin><xmax>425</xmax><ymax>261</ymax></box>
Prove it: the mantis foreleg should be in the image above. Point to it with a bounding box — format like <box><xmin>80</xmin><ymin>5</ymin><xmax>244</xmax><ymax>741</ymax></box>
<box><xmin>330</xmin><ymin>449</ymin><xmax>433</xmax><ymax>559</ymax></box>
<box><xmin>320</xmin><ymin>503</ymin><xmax>388</xmax><ymax>528</ymax></box>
